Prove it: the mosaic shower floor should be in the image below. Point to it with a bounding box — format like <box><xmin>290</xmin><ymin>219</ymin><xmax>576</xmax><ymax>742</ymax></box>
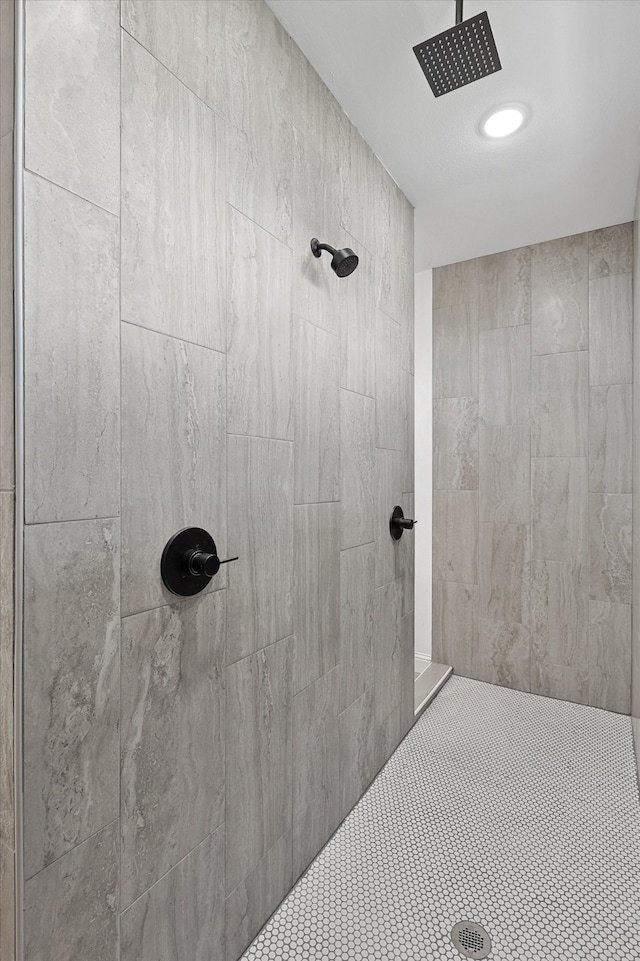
<box><xmin>242</xmin><ymin>676</ymin><xmax>640</xmax><ymax>961</ymax></box>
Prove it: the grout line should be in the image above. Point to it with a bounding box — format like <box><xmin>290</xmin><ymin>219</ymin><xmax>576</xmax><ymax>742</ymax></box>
<box><xmin>24</xmin><ymin>514</ymin><xmax>119</xmax><ymax>528</ymax></box>
<box><xmin>226</xmin><ymin>201</ymin><xmax>294</xmax><ymax>253</ymax></box>
<box><xmin>23</xmin><ymin>817</ymin><xmax>119</xmax><ymax>886</ymax></box>
<box><xmin>23</xmin><ymin>166</ymin><xmax>119</xmax><ymax>219</ymax></box>
<box><xmin>120</xmin><ymin>825</ymin><xmax>225</xmax><ymax>917</ymax></box>
<box><xmin>120</xmin><ymin>318</ymin><xmax>226</xmax><ymax>357</ymax></box>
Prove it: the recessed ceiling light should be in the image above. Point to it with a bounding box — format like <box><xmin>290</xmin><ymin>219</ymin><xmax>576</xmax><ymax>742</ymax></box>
<box><xmin>480</xmin><ymin>103</ymin><xmax>529</xmax><ymax>139</ymax></box>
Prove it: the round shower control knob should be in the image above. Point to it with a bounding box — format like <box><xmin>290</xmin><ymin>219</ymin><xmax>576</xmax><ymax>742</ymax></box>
<box><xmin>389</xmin><ymin>506</ymin><xmax>418</xmax><ymax>541</ymax></box>
<box><xmin>161</xmin><ymin>527</ymin><xmax>238</xmax><ymax>596</ymax></box>
<box><xmin>186</xmin><ymin>550</ymin><xmax>220</xmax><ymax>578</ymax></box>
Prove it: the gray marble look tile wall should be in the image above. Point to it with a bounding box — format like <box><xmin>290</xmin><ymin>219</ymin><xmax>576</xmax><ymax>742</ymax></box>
<box><xmin>24</xmin><ymin>822</ymin><xmax>119</xmax><ymax>961</ymax></box>
<box><xmin>121</xmin><ymin>34</ymin><xmax>226</xmax><ymax>352</ymax></box>
<box><xmin>433</xmin><ymin>224</ymin><xmax>633</xmax><ymax>711</ymax></box>
<box><xmin>120</xmin><ymin>593</ymin><xmax>226</xmax><ymax>908</ymax></box>
<box><xmin>25</xmin><ymin>0</ymin><xmax>120</xmax><ymax>213</ymax></box>
<box><xmin>24</xmin><ymin>173</ymin><xmax>120</xmax><ymax>523</ymax></box>
<box><xmin>121</xmin><ymin>829</ymin><xmax>226</xmax><ymax>961</ymax></box>
<box><xmin>21</xmin><ymin>2</ymin><xmax>415</xmax><ymax>958</ymax></box>
<box><xmin>23</xmin><ymin>519</ymin><xmax>120</xmax><ymax>880</ymax></box>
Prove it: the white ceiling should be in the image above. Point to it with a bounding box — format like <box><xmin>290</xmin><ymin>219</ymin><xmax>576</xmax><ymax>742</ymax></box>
<box><xmin>267</xmin><ymin>0</ymin><xmax>640</xmax><ymax>270</ymax></box>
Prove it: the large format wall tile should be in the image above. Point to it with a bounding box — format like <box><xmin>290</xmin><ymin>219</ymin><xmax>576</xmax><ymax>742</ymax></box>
<box><xmin>432</xmin><ymin>580</ymin><xmax>478</xmax><ymax>677</ymax></box>
<box><xmin>588</xmin><ymin>600</ymin><xmax>631</xmax><ymax>714</ymax></box>
<box><xmin>433</xmin><ymin>257</ymin><xmax>478</xmax><ymax>308</ymax></box>
<box><xmin>589</xmin><ymin>493</ymin><xmax>632</xmax><ymax>604</ymax></box>
<box><xmin>225</xmin><ymin>636</ymin><xmax>293</xmax><ymax>895</ymax></box>
<box><xmin>25</xmin><ymin>0</ymin><xmax>120</xmax><ymax>212</ymax></box>
<box><xmin>24</xmin><ymin>520</ymin><xmax>119</xmax><ymax>879</ymax></box>
<box><xmin>340</xmin><ymin>544</ymin><xmax>375</xmax><ymax>711</ymax></box>
<box><xmin>121</xmin><ymin>830</ymin><xmax>225</xmax><ymax>961</ymax></box>
<box><xmin>338</xmin><ymin>687</ymin><xmax>378</xmax><ymax>820</ymax></box>
<box><xmin>478</xmin><ymin>246</ymin><xmax>531</xmax><ymax>330</ymax></box>
<box><xmin>0</xmin><ymin>134</ymin><xmax>14</xmax><ymax>492</ymax></box>
<box><xmin>121</xmin><ymin>325</ymin><xmax>226</xmax><ymax>617</ymax></box>
<box><xmin>226</xmin><ymin>109</ymin><xmax>293</xmax><ymax>248</ymax></box>
<box><xmin>589</xmin><ymin>384</ymin><xmax>632</xmax><ymax>494</ymax></box>
<box><xmin>433</xmin><ymin>397</ymin><xmax>478</xmax><ymax>491</ymax></box>
<box><xmin>374</xmin><ymin>448</ymin><xmax>404</xmax><ymax>589</ymax></box>
<box><xmin>479</xmin><ymin>325</ymin><xmax>530</xmax><ymax>427</ymax></box>
<box><xmin>227</xmin><ymin>436</ymin><xmax>293</xmax><ymax>664</ymax></box>
<box><xmin>0</xmin><ymin>0</ymin><xmax>13</xmax><ymax>139</ymax></box>
<box><xmin>589</xmin><ymin>273</ymin><xmax>633</xmax><ymax>386</ymax></box>
<box><xmin>531</xmin><ymin>233</ymin><xmax>588</xmax><ymax>354</ymax></box>
<box><xmin>121</xmin><ymin>35</ymin><xmax>226</xmax><ymax>352</ymax></box>
<box><xmin>120</xmin><ymin>593</ymin><xmax>225</xmax><ymax>908</ymax></box>
<box><xmin>479</xmin><ymin>523</ymin><xmax>529</xmax><ymax>625</ymax></box>
<box><xmin>292</xmin><ymin>668</ymin><xmax>341</xmax><ymax>880</ymax></box>
<box><xmin>293</xmin><ymin>319</ymin><xmax>339</xmax><ymax>504</ymax></box>
<box><xmin>24</xmin><ymin>174</ymin><xmax>119</xmax><ymax>523</ymax></box>
<box><xmin>373</xmin><ymin>580</ymin><xmax>402</xmax><ymax>723</ymax></box>
<box><xmin>589</xmin><ymin>223</ymin><xmax>633</xmax><ymax>278</ymax></box>
<box><xmin>530</xmin><ymin>559</ymin><xmax>589</xmax><ymax>669</ymax></box>
<box><xmin>121</xmin><ymin>0</ymin><xmax>228</xmax><ymax>122</ymax></box>
<box><xmin>0</xmin><ymin>494</ymin><xmax>13</xmax><ymax>850</ymax></box>
<box><xmin>340</xmin><ymin>389</ymin><xmax>375</xmax><ymax>550</ymax></box>
<box><xmin>479</xmin><ymin>426</ymin><xmax>529</xmax><ymax>524</ymax></box>
<box><xmin>433</xmin><ymin>490</ymin><xmax>478</xmax><ymax>584</ymax></box>
<box><xmin>225</xmin><ymin>831</ymin><xmax>293</xmax><ymax>961</ymax></box>
<box><xmin>227</xmin><ymin>207</ymin><xmax>293</xmax><ymax>440</ymax></box>
<box><xmin>376</xmin><ymin>310</ymin><xmax>404</xmax><ymax>450</ymax></box>
<box><xmin>532</xmin><ymin>351</ymin><xmax>588</xmax><ymax>457</ymax></box>
<box><xmin>24</xmin><ymin>821</ymin><xmax>119</xmax><ymax>961</ymax></box>
<box><xmin>340</xmin><ymin>247</ymin><xmax>376</xmax><ymax>398</ymax></box>
<box><xmin>530</xmin><ymin>661</ymin><xmax>589</xmax><ymax>705</ymax></box>
<box><xmin>0</xmin><ymin>840</ymin><xmax>14</xmax><ymax>961</ymax></box>
<box><xmin>477</xmin><ymin>618</ymin><xmax>530</xmax><ymax>692</ymax></box>
<box><xmin>532</xmin><ymin>458</ymin><xmax>588</xmax><ymax>566</ymax></box>
<box><xmin>293</xmin><ymin>503</ymin><xmax>340</xmax><ymax>693</ymax></box>
<box><xmin>433</xmin><ymin>303</ymin><xmax>478</xmax><ymax>399</ymax></box>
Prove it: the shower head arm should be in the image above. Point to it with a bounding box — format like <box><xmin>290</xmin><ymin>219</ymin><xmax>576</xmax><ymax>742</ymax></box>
<box><xmin>310</xmin><ymin>238</ymin><xmax>336</xmax><ymax>259</ymax></box>
<box><xmin>456</xmin><ymin>0</ymin><xmax>463</xmax><ymax>24</ymax></box>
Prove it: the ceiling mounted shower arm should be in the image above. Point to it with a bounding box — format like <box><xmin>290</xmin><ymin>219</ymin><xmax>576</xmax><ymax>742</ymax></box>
<box><xmin>456</xmin><ymin>0</ymin><xmax>463</xmax><ymax>25</ymax></box>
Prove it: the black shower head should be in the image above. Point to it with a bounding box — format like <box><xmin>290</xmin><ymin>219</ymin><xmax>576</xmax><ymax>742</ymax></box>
<box><xmin>310</xmin><ymin>238</ymin><xmax>359</xmax><ymax>278</ymax></box>
<box><xmin>413</xmin><ymin>0</ymin><xmax>501</xmax><ymax>98</ymax></box>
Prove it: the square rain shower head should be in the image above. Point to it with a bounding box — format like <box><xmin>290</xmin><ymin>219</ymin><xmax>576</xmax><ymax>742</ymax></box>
<box><xmin>413</xmin><ymin>11</ymin><xmax>501</xmax><ymax>98</ymax></box>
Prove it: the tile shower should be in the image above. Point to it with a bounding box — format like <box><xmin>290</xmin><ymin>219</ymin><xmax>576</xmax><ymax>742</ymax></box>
<box><xmin>432</xmin><ymin>226</ymin><xmax>633</xmax><ymax>712</ymax></box>
<box><xmin>12</xmin><ymin>1</ymin><xmax>414</xmax><ymax>959</ymax></box>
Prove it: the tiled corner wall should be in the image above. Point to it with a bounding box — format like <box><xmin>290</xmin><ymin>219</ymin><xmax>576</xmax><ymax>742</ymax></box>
<box><xmin>0</xmin><ymin>1</ymin><xmax>15</xmax><ymax>958</ymax></box>
<box><xmin>19</xmin><ymin>2</ymin><xmax>414</xmax><ymax>960</ymax></box>
<box><xmin>433</xmin><ymin>225</ymin><xmax>633</xmax><ymax>712</ymax></box>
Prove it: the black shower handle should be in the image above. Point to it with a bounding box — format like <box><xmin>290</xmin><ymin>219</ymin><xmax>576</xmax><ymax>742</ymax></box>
<box><xmin>161</xmin><ymin>527</ymin><xmax>238</xmax><ymax>596</ymax></box>
<box><xmin>186</xmin><ymin>550</ymin><xmax>239</xmax><ymax>578</ymax></box>
<box><xmin>397</xmin><ymin>517</ymin><xmax>417</xmax><ymax>531</ymax></box>
<box><xmin>390</xmin><ymin>506</ymin><xmax>418</xmax><ymax>540</ymax></box>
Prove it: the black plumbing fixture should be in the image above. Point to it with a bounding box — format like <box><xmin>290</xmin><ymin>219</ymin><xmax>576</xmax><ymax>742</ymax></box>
<box><xmin>413</xmin><ymin>0</ymin><xmax>501</xmax><ymax>98</ymax></box>
<box><xmin>390</xmin><ymin>506</ymin><xmax>418</xmax><ymax>541</ymax></box>
<box><xmin>310</xmin><ymin>238</ymin><xmax>359</xmax><ymax>277</ymax></box>
<box><xmin>161</xmin><ymin>527</ymin><xmax>238</xmax><ymax>596</ymax></box>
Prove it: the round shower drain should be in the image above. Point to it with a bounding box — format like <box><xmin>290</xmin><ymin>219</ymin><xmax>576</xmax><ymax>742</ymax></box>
<box><xmin>451</xmin><ymin>921</ymin><xmax>492</xmax><ymax>959</ymax></box>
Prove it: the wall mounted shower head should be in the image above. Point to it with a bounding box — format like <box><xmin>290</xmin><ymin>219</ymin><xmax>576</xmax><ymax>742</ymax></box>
<box><xmin>310</xmin><ymin>238</ymin><xmax>359</xmax><ymax>278</ymax></box>
<box><xmin>413</xmin><ymin>0</ymin><xmax>501</xmax><ymax>98</ymax></box>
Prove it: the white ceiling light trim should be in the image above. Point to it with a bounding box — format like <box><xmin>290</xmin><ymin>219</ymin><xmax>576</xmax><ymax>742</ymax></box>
<box><xmin>480</xmin><ymin>102</ymin><xmax>529</xmax><ymax>138</ymax></box>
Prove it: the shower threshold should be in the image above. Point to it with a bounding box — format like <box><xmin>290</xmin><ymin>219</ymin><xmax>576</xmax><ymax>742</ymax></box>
<box><xmin>242</xmin><ymin>676</ymin><xmax>640</xmax><ymax>961</ymax></box>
